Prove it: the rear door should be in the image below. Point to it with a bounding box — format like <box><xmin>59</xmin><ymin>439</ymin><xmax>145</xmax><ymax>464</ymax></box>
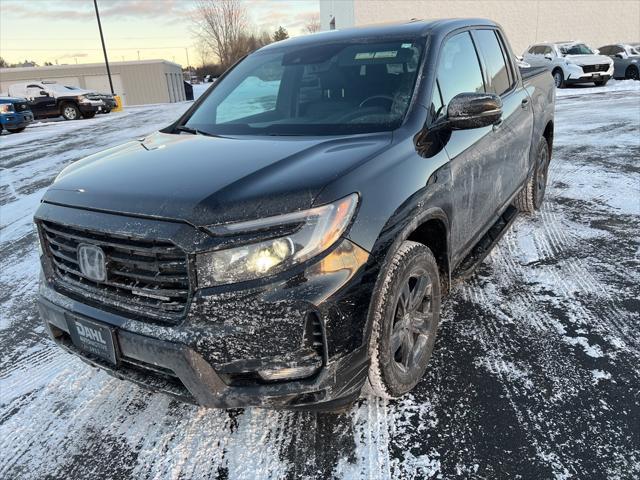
<box><xmin>435</xmin><ymin>30</ymin><xmax>502</xmax><ymax>257</ymax></box>
<box><xmin>472</xmin><ymin>28</ymin><xmax>533</xmax><ymax>204</ymax></box>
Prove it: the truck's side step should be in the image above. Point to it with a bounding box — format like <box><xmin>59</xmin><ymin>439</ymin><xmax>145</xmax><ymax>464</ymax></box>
<box><xmin>453</xmin><ymin>205</ymin><xmax>519</xmax><ymax>281</ymax></box>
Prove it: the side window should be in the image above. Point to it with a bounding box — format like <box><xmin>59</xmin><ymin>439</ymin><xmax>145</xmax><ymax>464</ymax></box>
<box><xmin>437</xmin><ymin>31</ymin><xmax>485</xmax><ymax>108</ymax></box>
<box><xmin>216</xmin><ymin>59</ymin><xmax>283</xmax><ymax>123</ymax></box>
<box><xmin>611</xmin><ymin>46</ymin><xmax>624</xmax><ymax>54</ymax></box>
<box><xmin>599</xmin><ymin>46</ymin><xmax>610</xmax><ymax>55</ymax></box>
<box><xmin>26</xmin><ymin>86</ymin><xmax>44</xmax><ymax>98</ymax></box>
<box><xmin>532</xmin><ymin>46</ymin><xmax>544</xmax><ymax>55</ymax></box>
<box><xmin>474</xmin><ymin>29</ymin><xmax>513</xmax><ymax>95</ymax></box>
<box><xmin>543</xmin><ymin>46</ymin><xmax>554</xmax><ymax>56</ymax></box>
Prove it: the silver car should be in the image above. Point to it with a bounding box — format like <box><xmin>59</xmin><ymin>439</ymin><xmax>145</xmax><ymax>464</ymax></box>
<box><xmin>597</xmin><ymin>43</ymin><xmax>640</xmax><ymax>80</ymax></box>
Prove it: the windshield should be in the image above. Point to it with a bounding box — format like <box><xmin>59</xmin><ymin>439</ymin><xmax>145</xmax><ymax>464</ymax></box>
<box><xmin>185</xmin><ymin>39</ymin><xmax>424</xmax><ymax>136</ymax></box>
<box><xmin>560</xmin><ymin>43</ymin><xmax>594</xmax><ymax>55</ymax></box>
<box><xmin>628</xmin><ymin>45</ymin><xmax>640</xmax><ymax>55</ymax></box>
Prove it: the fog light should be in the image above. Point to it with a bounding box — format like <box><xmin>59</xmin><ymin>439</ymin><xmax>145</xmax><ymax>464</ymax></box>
<box><xmin>258</xmin><ymin>364</ymin><xmax>321</xmax><ymax>381</ymax></box>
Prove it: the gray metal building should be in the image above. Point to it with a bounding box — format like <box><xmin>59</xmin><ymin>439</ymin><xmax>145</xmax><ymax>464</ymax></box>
<box><xmin>0</xmin><ymin>60</ymin><xmax>186</xmax><ymax>106</ymax></box>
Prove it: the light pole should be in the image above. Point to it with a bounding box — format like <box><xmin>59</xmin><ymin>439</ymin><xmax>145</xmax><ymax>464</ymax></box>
<box><xmin>93</xmin><ymin>0</ymin><xmax>115</xmax><ymax>95</ymax></box>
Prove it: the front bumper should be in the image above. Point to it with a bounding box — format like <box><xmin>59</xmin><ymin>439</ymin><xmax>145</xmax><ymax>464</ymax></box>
<box><xmin>1</xmin><ymin>111</ymin><xmax>33</xmax><ymax>129</ymax></box>
<box><xmin>35</xmin><ymin>203</ymin><xmax>377</xmax><ymax>409</ymax></box>
<box><xmin>565</xmin><ymin>63</ymin><xmax>614</xmax><ymax>83</ymax></box>
<box><xmin>78</xmin><ymin>101</ymin><xmax>105</xmax><ymax>114</ymax></box>
<box><xmin>39</xmin><ymin>294</ymin><xmax>369</xmax><ymax>409</ymax></box>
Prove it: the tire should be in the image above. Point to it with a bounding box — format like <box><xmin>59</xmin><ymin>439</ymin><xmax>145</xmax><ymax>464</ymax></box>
<box><xmin>82</xmin><ymin>112</ymin><xmax>96</xmax><ymax>119</ymax></box>
<box><xmin>61</xmin><ymin>103</ymin><xmax>80</xmax><ymax>121</ymax></box>
<box><xmin>7</xmin><ymin>127</ymin><xmax>26</xmax><ymax>133</ymax></box>
<box><xmin>553</xmin><ymin>69</ymin><xmax>565</xmax><ymax>88</ymax></box>
<box><xmin>594</xmin><ymin>79</ymin><xmax>609</xmax><ymax>87</ymax></box>
<box><xmin>514</xmin><ymin>137</ymin><xmax>551</xmax><ymax>213</ymax></box>
<box><xmin>625</xmin><ymin>66</ymin><xmax>639</xmax><ymax>80</ymax></box>
<box><xmin>365</xmin><ymin>241</ymin><xmax>441</xmax><ymax>399</ymax></box>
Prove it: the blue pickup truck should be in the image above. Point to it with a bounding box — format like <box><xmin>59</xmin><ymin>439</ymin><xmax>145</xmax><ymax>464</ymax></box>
<box><xmin>0</xmin><ymin>96</ymin><xmax>34</xmax><ymax>133</ymax></box>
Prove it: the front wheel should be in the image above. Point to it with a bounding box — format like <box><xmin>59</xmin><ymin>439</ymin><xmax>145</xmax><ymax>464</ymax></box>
<box><xmin>515</xmin><ymin>138</ymin><xmax>551</xmax><ymax>213</ymax></box>
<box><xmin>7</xmin><ymin>127</ymin><xmax>26</xmax><ymax>133</ymax></box>
<box><xmin>553</xmin><ymin>69</ymin><xmax>565</xmax><ymax>88</ymax></box>
<box><xmin>365</xmin><ymin>241</ymin><xmax>441</xmax><ymax>399</ymax></box>
<box><xmin>61</xmin><ymin>103</ymin><xmax>80</xmax><ymax>121</ymax></box>
<box><xmin>625</xmin><ymin>66</ymin><xmax>639</xmax><ymax>80</ymax></box>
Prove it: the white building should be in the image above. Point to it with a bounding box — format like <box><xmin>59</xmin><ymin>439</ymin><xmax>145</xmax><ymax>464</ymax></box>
<box><xmin>0</xmin><ymin>60</ymin><xmax>186</xmax><ymax>106</ymax></box>
<box><xmin>319</xmin><ymin>0</ymin><xmax>640</xmax><ymax>56</ymax></box>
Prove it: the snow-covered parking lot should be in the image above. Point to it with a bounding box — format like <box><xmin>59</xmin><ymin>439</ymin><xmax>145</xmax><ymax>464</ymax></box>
<box><xmin>1</xmin><ymin>81</ymin><xmax>639</xmax><ymax>479</ymax></box>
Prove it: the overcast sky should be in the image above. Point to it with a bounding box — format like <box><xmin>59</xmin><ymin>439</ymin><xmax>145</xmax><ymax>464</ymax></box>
<box><xmin>0</xmin><ymin>0</ymin><xmax>318</xmax><ymax>66</ymax></box>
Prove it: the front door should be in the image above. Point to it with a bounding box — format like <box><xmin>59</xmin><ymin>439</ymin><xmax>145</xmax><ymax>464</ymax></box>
<box><xmin>25</xmin><ymin>86</ymin><xmax>57</xmax><ymax>118</ymax></box>
<box><xmin>472</xmin><ymin>29</ymin><xmax>533</xmax><ymax>203</ymax></box>
<box><xmin>434</xmin><ymin>31</ymin><xmax>503</xmax><ymax>258</ymax></box>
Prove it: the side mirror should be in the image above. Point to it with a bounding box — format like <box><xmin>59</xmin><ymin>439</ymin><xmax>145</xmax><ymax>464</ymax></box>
<box><xmin>446</xmin><ymin>92</ymin><xmax>502</xmax><ymax>130</ymax></box>
<box><xmin>544</xmin><ymin>53</ymin><xmax>553</xmax><ymax>60</ymax></box>
<box><xmin>593</xmin><ymin>49</ymin><xmax>600</xmax><ymax>54</ymax></box>
<box><xmin>615</xmin><ymin>53</ymin><xmax>625</xmax><ymax>59</ymax></box>
<box><xmin>40</xmin><ymin>90</ymin><xmax>49</xmax><ymax>96</ymax></box>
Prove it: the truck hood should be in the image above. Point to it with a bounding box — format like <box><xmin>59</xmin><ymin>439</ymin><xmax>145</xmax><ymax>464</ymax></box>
<box><xmin>564</xmin><ymin>54</ymin><xmax>612</xmax><ymax>65</ymax></box>
<box><xmin>44</xmin><ymin>131</ymin><xmax>391</xmax><ymax>226</ymax></box>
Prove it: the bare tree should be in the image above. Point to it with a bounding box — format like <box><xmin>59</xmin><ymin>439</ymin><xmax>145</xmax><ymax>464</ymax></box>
<box><xmin>193</xmin><ymin>0</ymin><xmax>249</xmax><ymax>69</ymax></box>
<box><xmin>195</xmin><ymin>38</ymin><xmax>211</xmax><ymax>68</ymax></box>
<box><xmin>304</xmin><ymin>13</ymin><xmax>321</xmax><ymax>34</ymax></box>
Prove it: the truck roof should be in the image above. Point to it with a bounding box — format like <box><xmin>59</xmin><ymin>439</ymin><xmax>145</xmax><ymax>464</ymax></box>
<box><xmin>260</xmin><ymin>18</ymin><xmax>499</xmax><ymax>51</ymax></box>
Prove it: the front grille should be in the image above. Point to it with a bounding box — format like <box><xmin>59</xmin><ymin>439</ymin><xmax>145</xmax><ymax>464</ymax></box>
<box><xmin>40</xmin><ymin>221</ymin><xmax>191</xmax><ymax>322</ymax></box>
<box><xmin>13</xmin><ymin>102</ymin><xmax>29</xmax><ymax>112</ymax></box>
<box><xmin>582</xmin><ymin>64</ymin><xmax>609</xmax><ymax>73</ymax></box>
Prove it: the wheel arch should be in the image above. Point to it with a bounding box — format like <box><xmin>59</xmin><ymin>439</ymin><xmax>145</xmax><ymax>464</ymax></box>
<box><xmin>543</xmin><ymin>120</ymin><xmax>554</xmax><ymax>158</ymax></box>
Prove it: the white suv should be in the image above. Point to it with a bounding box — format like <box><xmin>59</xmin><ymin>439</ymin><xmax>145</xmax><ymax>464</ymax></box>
<box><xmin>523</xmin><ymin>42</ymin><xmax>614</xmax><ymax>88</ymax></box>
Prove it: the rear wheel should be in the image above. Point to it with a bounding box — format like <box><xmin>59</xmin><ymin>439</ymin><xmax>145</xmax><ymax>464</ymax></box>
<box><xmin>625</xmin><ymin>66</ymin><xmax>639</xmax><ymax>80</ymax></box>
<box><xmin>61</xmin><ymin>103</ymin><xmax>80</xmax><ymax>121</ymax></box>
<box><xmin>515</xmin><ymin>138</ymin><xmax>551</xmax><ymax>213</ymax></box>
<box><xmin>553</xmin><ymin>69</ymin><xmax>565</xmax><ymax>88</ymax></box>
<box><xmin>365</xmin><ymin>241</ymin><xmax>441</xmax><ymax>399</ymax></box>
<box><xmin>7</xmin><ymin>127</ymin><xmax>26</xmax><ymax>133</ymax></box>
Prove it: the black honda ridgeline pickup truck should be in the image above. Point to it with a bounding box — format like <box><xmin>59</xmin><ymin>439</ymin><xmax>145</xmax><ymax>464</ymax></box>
<box><xmin>35</xmin><ymin>19</ymin><xmax>555</xmax><ymax>411</ymax></box>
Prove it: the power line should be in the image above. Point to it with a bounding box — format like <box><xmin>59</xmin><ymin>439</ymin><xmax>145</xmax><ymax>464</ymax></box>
<box><xmin>3</xmin><ymin>46</ymin><xmax>190</xmax><ymax>51</ymax></box>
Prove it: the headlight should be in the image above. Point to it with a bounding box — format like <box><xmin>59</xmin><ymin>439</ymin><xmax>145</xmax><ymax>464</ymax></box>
<box><xmin>78</xmin><ymin>95</ymin><xmax>90</xmax><ymax>104</ymax></box>
<box><xmin>0</xmin><ymin>104</ymin><xmax>13</xmax><ymax>113</ymax></box>
<box><xmin>196</xmin><ymin>193</ymin><xmax>359</xmax><ymax>287</ymax></box>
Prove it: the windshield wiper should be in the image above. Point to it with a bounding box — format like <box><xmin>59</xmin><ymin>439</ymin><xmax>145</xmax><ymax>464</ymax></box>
<box><xmin>175</xmin><ymin>125</ymin><xmax>204</xmax><ymax>135</ymax></box>
<box><xmin>175</xmin><ymin>125</ymin><xmax>222</xmax><ymax>138</ymax></box>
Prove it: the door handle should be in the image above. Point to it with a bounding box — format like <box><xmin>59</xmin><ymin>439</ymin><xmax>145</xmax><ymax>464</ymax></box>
<box><xmin>521</xmin><ymin>98</ymin><xmax>530</xmax><ymax>110</ymax></box>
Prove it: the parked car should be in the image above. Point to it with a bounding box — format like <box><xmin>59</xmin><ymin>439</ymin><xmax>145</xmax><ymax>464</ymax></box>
<box><xmin>597</xmin><ymin>43</ymin><xmax>640</xmax><ymax>80</ymax></box>
<box><xmin>35</xmin><ymin>19</ymin><xmax>555</xmax><ymax>411</ymax></box>
<box><xmin>7</xmin><ymin>82</ymin><xmax>105</xmax><ymax>120</ymax></box>
<box><xmin>523</xmin><ymin>41</ymin><xmax>614</xmax><ymax>87</ymax></box>
<box><xmin>0</xmin><ymin>96</ymin><xmax>34</xmax><ymax>133</ymax></box>
<box><xmin>62</xmin><ymin>86</ymin><xmax>117</xmax><ymax>113</ymax></box>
